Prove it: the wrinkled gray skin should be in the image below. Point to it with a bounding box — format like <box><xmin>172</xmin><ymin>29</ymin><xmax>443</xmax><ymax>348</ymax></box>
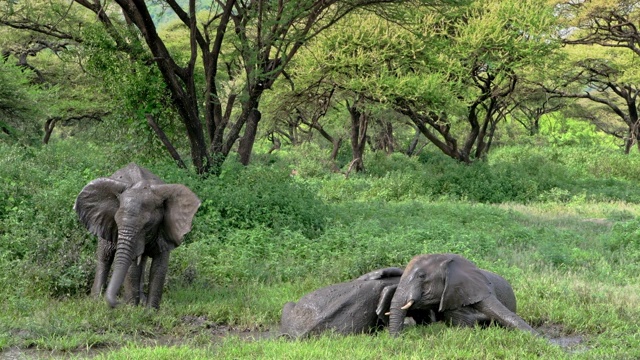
<box><xmin>388</xmin><ymin>254</ymin><xmax>538</xmax><ymax>337</ymax></box>
<box><xmin>74</xmin><ymin>163</ymin><xmax>200</xmax><ymax>309</ymax></box>
<box><xmin>280</xmin><ymin>267</ymin><xmax>433</xmax><ymax>339</ymax></box>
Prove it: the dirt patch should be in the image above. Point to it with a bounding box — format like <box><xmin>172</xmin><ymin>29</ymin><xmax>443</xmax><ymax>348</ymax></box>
<box><xmin>0</xmin><ymin>316</ymin><xmax>276</xmax><ymax>359</ymax></box>
<box><xmin>536</xmin><ymin>323</ymin><xmax>588</xmax><ymax>353</ymax></box>
<box><xmin>179</xmin><ymin>315</ymin><xmax>277</xmax><ymax>341</ymax></box>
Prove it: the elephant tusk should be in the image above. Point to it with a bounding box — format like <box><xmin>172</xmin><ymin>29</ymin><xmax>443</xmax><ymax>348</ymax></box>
<box><xmin>137</xmin><ymin>256</ymin><xmax>141</xmax><ymax>266</ymax></box>
<box><xmin>385</xmin><ymin>312</ymin><xmax>390</xmax><ymax>316</ymax></box>
<box><xmin>400</xmin><ymin>300</ymin><xmax>414</xmax><ymax>310</ymax></box>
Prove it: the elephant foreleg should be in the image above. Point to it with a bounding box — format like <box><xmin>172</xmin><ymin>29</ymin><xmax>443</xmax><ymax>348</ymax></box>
<box><xmin>442</xmin><ymin>307</ymin><xmax>490</xmax><ymax>327</ymax></box>
<box><xmin>473</xmin><ymin>296</ymin><xmax>539</xmax><ymax>335</ymax></box>
<box><xmin>124</xmin><ymin>256</ymin><xmax>147</xmax><ymax>305</ymax></box>
<box><xmin>91</xmin><ymin>237</ymin><xmax>115</xmax><ymax>298</ymax></box>
<box><xmin>146</xmin><ymin>252</ymin><xmax>170</xmax><ymax>309</ymax></box>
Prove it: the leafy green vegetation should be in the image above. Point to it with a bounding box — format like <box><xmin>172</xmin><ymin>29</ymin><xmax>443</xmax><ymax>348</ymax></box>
<box><xmin>1</xmin><ymin>139</ymin><xmax>640</xmax><ymax>358</ymax></box>
<box><xmin>0</xmin><ymin>61</ymin><xmax>48</xmax><ymax>144</ymax></box>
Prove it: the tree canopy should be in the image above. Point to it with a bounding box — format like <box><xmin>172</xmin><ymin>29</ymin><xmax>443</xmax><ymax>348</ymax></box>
<box><xmin>2</xmin><ymin>0</ymin><xmax>640</xmax><ymax>172</ymax></box>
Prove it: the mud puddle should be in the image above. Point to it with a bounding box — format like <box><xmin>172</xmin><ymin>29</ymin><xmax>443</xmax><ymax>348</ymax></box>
<box><xmin>537</xmin><ymin>323</ymin><xmax>588</xmax><ymax>353</ymax></box>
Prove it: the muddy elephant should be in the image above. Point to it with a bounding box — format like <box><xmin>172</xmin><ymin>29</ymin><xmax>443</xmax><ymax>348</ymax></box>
<box><xmin>74</xmin><ymin>163</ymin><xmax>200</xmax><ymax>309</ymax></box>
<box><xmin>280</xmin><ymin>267</ymin><xmax>433</xmax><ymax>338</ymax></box>
<box><xmin>387</xmin><ymin>253</ymin><xmax>538</xmax><ymax>336</ymax></box>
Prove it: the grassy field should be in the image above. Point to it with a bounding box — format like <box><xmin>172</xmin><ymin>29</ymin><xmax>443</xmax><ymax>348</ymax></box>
<box><xmin>1</xmin><ymin>141</ymin><xmax>640</xmax><ymax>359</ymax></box>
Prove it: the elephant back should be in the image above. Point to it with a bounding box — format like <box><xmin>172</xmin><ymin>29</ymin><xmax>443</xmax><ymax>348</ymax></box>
<box><xmin>480</xmin><ymin>270</ymin><xmax>517</xmax><ymax>312</ymax></box>
<box><xmin>280</xmin><ymin>277</ymin><xmax>398</xmax><ymax>338</ymax></box>
<box><xmin>110</xmin><ymin>163</ymin><xmax>164</xmax><ymax>185</ymax></box>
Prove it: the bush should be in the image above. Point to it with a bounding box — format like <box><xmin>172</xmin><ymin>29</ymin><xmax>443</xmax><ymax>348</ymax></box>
<box><xmin>186</xmin><ymin>161</ymin><xmax>328</xmax><ymax>240</ymax></box>
<box><xmin>0</xmin><ymin>141</ymin><xmax>107</xmax><ymax>297</ymax></box>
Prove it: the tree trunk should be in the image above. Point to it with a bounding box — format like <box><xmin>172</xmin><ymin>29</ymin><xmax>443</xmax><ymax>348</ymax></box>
<box><xmin>268</xmin><ymin>135</ymin><xmax>281</xmax><ymax>154</ymax></box>
<box><xmin>372</xmin><ymin>120</ymin><xmax>395</xmax><ymax>154</ymax></box>
<box><xmin>330</xmin><ymin>138</ymin><xmax>342</xmax><ymax>162</ymax></box>
<box><xmin>624</xmin><ymin>131</ymin><xmax>633</xmax><ymax>154</ymax></box>
<box><xmin>406</xmin><ymin>127</ymin><xmax>422</xmax><ymax>156</ymax></box>
<box><xmin>347</xmin><ymin>101</ymin><xmax>368</xmax><ymax>173</ymax></box>
<box><xmin>43</xmin><ymin>118</ymin><xmax>58</xmax><ymax>144</ymax></box>
<box><xmin>238</xmin><ymin>108</ymin><xmax>261</xmax><ymax>165</ymax></box>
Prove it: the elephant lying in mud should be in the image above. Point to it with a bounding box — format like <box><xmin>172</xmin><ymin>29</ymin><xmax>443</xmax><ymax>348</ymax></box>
<box><xmin>280</xmin><ymin>267</ymin><xmax>434</xmax><ymax>338</ymax></box>
<box><xmin>386</xmin><ymin>253</ymin><xmax>538</xmax><ymax>337</ymax></box>
<box><xmin>75</xmin><ymin>163</ymin><xmax>200</xmax><ymax>309</ymax></box>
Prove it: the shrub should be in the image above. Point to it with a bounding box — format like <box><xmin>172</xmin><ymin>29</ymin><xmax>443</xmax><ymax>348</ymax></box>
<box><xmin>172</xmin><ymin>160</ymin><xmax>328</xmax><ymax>241</ymax></box>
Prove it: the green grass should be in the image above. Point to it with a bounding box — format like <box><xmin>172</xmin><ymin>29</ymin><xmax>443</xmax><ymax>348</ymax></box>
<box><xmin>2</xmin><ymin>199</ymin><xmax>640</xmax><ymax>358</ymax></box>
<box><xmin>2</xmin><ymin>141</ymin><xmax>640</xmax><ymax>358</ymax></box>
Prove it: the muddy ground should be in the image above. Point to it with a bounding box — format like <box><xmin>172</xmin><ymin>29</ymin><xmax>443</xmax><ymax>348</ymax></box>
<box><xmin>0</xmin><ymin>319</ymin><xmax>587</xmax><ymax>359</ymax></box>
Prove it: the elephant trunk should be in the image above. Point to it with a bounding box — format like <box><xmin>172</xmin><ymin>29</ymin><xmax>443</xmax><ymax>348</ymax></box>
<box><xmin>105</xmin><ymin>230</ymin><xmax>137</xmax><ymax>308</ymax></box>
<box><xmin>389</xmin><ymin>287</ymin><xmax>413</xmax><ymax>336</ymax></box>
<box><xmin>388</xmin><ymin>306</ymin><xmax>408</xmax><ymax>337</ymax></box>
<box><xmin>474</xmin><ymin>296</ymin><xmax>540</xmax><ymax>336</ymax></box>
<box><xmin>388</xmin><ymin>279</ymin><xmax>421</xmax><ymax>337</ymax></box>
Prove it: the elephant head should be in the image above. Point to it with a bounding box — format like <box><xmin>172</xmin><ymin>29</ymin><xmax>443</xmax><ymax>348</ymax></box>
<box><xmin>74</xmin><ymin>163</ymin><xmax>200</xmax><ymax>308</ymax></box>
<box><xmin>388</xmin><ymin>253</ymin><xmax>537</xmax><ymax>336</ymax></box>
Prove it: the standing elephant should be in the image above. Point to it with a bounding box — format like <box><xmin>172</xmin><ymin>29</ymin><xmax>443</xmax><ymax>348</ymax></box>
<box><xmin>74</xmin><ymin>163</ymin><xmax>200</xmax><ymax>309</ymax></box>
<box><xmin>387</xmin><ymin>253</ymin><xmax>538</xmax><ymax>336</ymax></box>
<box><xmin>280</xmin><ymin>267</ymin><xmax>434</xmax><ymax>338</ymax></box>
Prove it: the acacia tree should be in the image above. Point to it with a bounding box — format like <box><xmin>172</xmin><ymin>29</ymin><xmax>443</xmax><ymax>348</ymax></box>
<box><xmin>548</xmin><ymin>0</ymin><xmax>640</xmax><ymax>153</ymax></box>
<box><xmin>298</xmin><ymin>0</ymin><xmax>558</xmax><ymax>164</ymax></box>
<box><xmin>2</xmin><ymin>0</ymin><xmax>433</xmax><ymax>175</ymax></box>
<box><xmin>264</xmin><ymin>81</ymin><xmax>342</xmax><ymax>159</ymax></box>
<box><xmin>543</xmin><ymin>52</ymin><xmax>640</xmax><ymax>152</ymax></box>
<box><xmin>510</xmin><ymin>83</ymin><xmax>564</xmax><ymax>136</ymax></box>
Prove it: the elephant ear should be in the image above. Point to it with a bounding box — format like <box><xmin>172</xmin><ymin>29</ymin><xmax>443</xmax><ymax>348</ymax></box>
<box><xmin>155</xmin><ymin>184</ymin><xmax>201</xmax><ymax>247</ymax></box>
<box><xmin>376</xmin><ymin>283</ymin><xmax>398</xmax><ymax>323</ymax></box>
<box><xmin>74</xmin><ymin>178</ymin><xmax>129</xmax><ymax>242</ymax></box>
<box><xmin>440</xmin><ymin>255</ymin><xmax>492</xmax><ymax>312</ymax></box>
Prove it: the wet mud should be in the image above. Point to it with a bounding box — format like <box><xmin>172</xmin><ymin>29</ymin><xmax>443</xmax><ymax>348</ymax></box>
<box><xmin>1</xmin><ymin>319</ymin><xmax>587</xmax><ymax>359</ymax></box>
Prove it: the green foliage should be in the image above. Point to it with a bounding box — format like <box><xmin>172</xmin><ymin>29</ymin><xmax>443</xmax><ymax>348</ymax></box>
<box><xmin>310</xmin><ymin>147</ymin><xmax>561</xmax><ymax>203</ymax></box>
<box><xmin>190</xmin><ymin>161</ymin><xmax>327</xmax><ymax>239</ymax></box>
<box><xmin>4</xmin><ymin>137</ymin><xmax>640</xmax><ymax>300</ymax></box>
<box><xmin>0</xmin><ymin>61</ymin><xmax>47</xmax><ymax>144</ymax></box>
<box><xmin>79</xmin><ymin>22</ymin><xmax>183</xmax><ymax>159</ymax></box>
<box><xmin>538</xmin><ymin>114</ymin><xmax>616</xmax><ymax>148</ymax></box>
<box><xmin>0</xmin><ymin>141</ymin><xmax>114</xmax><ymax>298</ymax></box>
